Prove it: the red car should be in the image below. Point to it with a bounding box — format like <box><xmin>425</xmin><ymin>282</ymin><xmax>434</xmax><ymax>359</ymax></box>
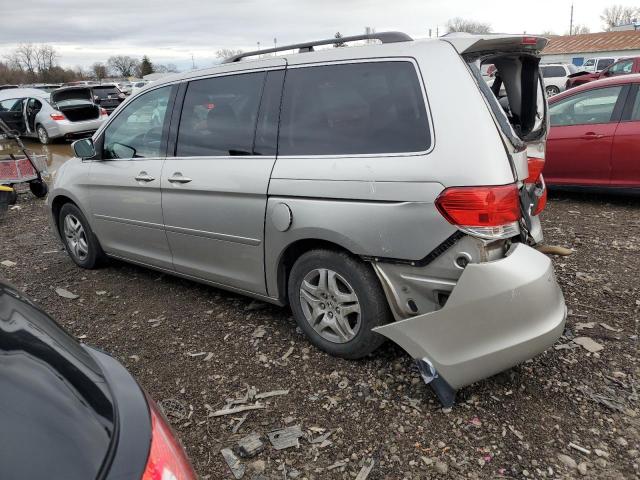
<box><xmin>566</xmin><ymin>57</ymin><xmax>640</xmax><ymax>89</ymax></box>
<box><xmin>545</xmin><ymin>74</ymin><xmax>640</xmax><ymax>190</ymax></box>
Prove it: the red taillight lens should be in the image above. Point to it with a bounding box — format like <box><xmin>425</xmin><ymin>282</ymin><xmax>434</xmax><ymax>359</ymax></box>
<box><xmin>50</xmin><ymin>112</ymin><xmax>66</xmax><ymax>121</ymax></box>
<box><xmin>526</xmin><ymin>157</ymin><xmax>545</xmax><ymax>183</ymax></box>
<box><xmin>522</xmin><ymin>36</ymin><xmax>538</xmax><ymax>45</ymax></box>
<box><xmin>100</xmin><ymin>108</ymin><xmax>108</xmax><ymax>116</ymax></box>
<box><xmin>142</xmin><ymin>398</ymin><xmax>196</xmax><ymax>480</ymax></box>
<box><xmin>436</xmin><ymin>184</ymin><xmax>520</xmax><ymax>227</ymax></box>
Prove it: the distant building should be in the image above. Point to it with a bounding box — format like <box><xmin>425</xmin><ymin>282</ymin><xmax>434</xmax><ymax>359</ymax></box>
<box><xmin>541</xmin><ymin>30</ymin><xmax>640</xmax><ymax>66</ymax></box>
<box><xmin>612</xmin><ymin>20</ymin><xmax>640</xmax><ymax>32</ymax></box>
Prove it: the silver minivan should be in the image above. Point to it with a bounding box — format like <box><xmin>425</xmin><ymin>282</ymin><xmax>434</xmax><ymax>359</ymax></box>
<box><xmin>48</xmin><ymin>32</ymin><xmax>566</xmax><ymax>405</ymax></box>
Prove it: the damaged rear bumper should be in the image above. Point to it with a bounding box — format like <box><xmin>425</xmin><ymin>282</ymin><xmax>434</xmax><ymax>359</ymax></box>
<box><xmin>373</xmin><ymin>243</ymin><xmax>566</xmax><ymax>390</ymax></box>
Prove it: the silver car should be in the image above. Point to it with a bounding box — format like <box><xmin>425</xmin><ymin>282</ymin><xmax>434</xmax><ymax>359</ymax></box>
<box><xmin>0</xmin><ymin>87</ymin><xmax>108</xmax><ymax>144</ymax></box>
<box><xmin>48</xmin><ymin>32</ymin><xmax>566</xmax><ymax>405</ymax></box>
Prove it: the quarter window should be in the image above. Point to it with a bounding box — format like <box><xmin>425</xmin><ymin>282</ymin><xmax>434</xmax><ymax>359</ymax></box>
<box><xmin>278</xmin><ymin>62</ymin><xmax>430</xmax><ymax>156</ymax></box>
<box><xmin>176</xmin><ymin>72</ymin><xmax>265</xmax><ymax>156</ymax></box>
<box><xmin>549</xmin><ymin>86</ymin><xmax>622</xmax><ymax>126</ymax></box>
<box><xmin>103</xmin><ymin>86</ymin><xmax>172</xmax><ymax>159</ymax></box>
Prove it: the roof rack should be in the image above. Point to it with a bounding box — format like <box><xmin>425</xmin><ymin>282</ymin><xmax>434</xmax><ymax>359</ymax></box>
<box><xmin>223</xmin><ymin>31</ymin><xmax>413</xmax><ymax>63</ymax></box>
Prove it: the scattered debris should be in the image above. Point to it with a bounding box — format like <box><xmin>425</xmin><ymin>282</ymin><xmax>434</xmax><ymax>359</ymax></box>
<box><xmin>557</xmin><ymin>453</ymin><xmax>577</xmax><ymax>470</ymax></box>
<box><xmin>267</xmin><ymin>425</ymin><xmax>304</xmax><ymax>450</ymax></box>
<box><xmin>232</xmin><ymin>413</ymin><xmax>249</xmax><ymax>434</ymax></box>
<box><xmin>221</xmin><ymin>447</ymin><xmax>245</xmax><ymax>479</ymax></box>
<box><xmin>255</xmin><ymin>389</ymin><xmax>289</xmax><ymax>400</ymax></box>
<box><xmin>209</xmin><ymin>404</ymin><xmax>265</xmax><ymax>417</ymax></box>
<box><xmin>569</xmin><ymin>442</ymin><xmax>591</xmax><ymax>455</ymax></box>
<box><xmin>575</xmin><ymin>322</ymin><xmax>595</xmax><ymax>331</ymax></box>
<box><xmin>1</xmin><ymin>260</ymin><xmax>16</xmax><ymax>267</ymax></box>
<box><xmin>186</xmin><ymin>351</ymin><xmax>208</xmax><ymax>357</ymax></box>
<box><xmin>573</xmin><ymin>336</ymin><xmax>604</xmax><ymax>353</ymax></box>
<box><xmin>537</xmin><ymin>245</ymin><xmax>573</xmax><ymax>256</ymax></box>
<box><xmin>252</xmin><ymin>326</ymin><xmax>267</xmax><ymax>338</ymax></box>
<box><xmin>508</xmin><ymin>425</ymin><xmax>524</xmax><ymax>440</ymax></box>
<box><xmin>129</xmin><ymin>355</ymin><xmax>140</xmax><ymax>362</ymax></box>
<box><xmin>95</xmin><ymin>290</ymin><xmax>107</xmax><ymax>295</ymax></box>
<box><xmin>235</xmin><ymin>432</ymin><xmax>265</xmax><ymax>458</ymax></box>
<box><xmin>158</xmin><ymin>398</ymin><xmax>187</xmax><ymax>422</ymax></box>
<box><xmin>354</xmin><ymin>458</ymin><xmax>374</xmax><ymax>480</ymax></box>
<box><xmin>600</xmin><ymin>322</ymin><xmax>622</xmax><ymax>332</ymax></box>
<box><xmin>326</xmin><ymin>459</ymin><xmax>348</xmax><ymax>470</ymax></box>
<box><xmin>203</xmin><ymin>352</ymin><xmax>214</xmax><ymax>362</ymax></box>
<box><xmin>55</xmin><ymin>287</ymin><xmax>79</xmax><ymax>299</ymax></box>
<box><xmin>281</xmin><ymin>346</ymin><xmax>294</xmax><ymax>361</ymax></box>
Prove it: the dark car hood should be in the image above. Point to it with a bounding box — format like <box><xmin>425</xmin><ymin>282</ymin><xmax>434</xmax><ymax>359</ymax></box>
<box><xmin>0</xmin><ymin>281</ymin><xmax>114</xmax><ymax>479</ymax></box>
<box><xmin>50</xmin><ymin>86</ymin><xmax>94</xmax><ymax>104</ymax></box>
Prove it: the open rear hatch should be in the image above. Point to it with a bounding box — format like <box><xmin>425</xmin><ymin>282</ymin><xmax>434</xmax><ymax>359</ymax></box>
<box><xmin>443</xmin><ymin>34</ymin><xmax>549</xmax><ymax>243</ymax></box>
<box><xmin>50</xmin><ymin>87</ymin><xmax>100</xmax><ymax>122</ymax></box>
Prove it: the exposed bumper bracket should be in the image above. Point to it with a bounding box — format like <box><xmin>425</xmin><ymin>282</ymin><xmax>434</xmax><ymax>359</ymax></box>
<box><xmin>431</xmin><ymin>376</ymin><xmax>457</xmax><ymax>408</ymax></box>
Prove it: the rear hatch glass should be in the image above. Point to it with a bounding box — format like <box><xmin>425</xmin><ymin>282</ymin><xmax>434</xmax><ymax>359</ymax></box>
<box><xmin>93</xmin><ymin>86</ymin><xmax>121</xmax><ymax>99</ymax></box>
<box><xmin>51</xmin><ymin>87</ymin><xmax>93</xmax><ymax>104</ymax></box>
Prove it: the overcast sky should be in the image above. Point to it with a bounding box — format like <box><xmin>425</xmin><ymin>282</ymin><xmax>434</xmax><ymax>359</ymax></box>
<box><xmin>0</xmin><ymin>0</ymin><xmax>610</xmax><ymax>71</ymax></box>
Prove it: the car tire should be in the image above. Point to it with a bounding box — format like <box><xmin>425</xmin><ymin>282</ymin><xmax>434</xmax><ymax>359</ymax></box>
<box><xmin>58</xmin><ymin>203</ymin><xmax>105</xmax><ymax>269</ymax></box>
<box><xmin>29</xmin><ymin>180</ymin><xmax>48</xmax><ymax>198</ymax></box>
<box><xmin>36</xmin><ymin>124</ymin><xmax>50</xmax><ymax>145</ymax></box>
<box><xmin>288</xmin><ymin>249</ymin><xmax>391</xmax><ymax>359</ymax></box>
<box><xmin>545</xmin><ymin>85</ymin><xmax>560</xmax><ymax>97</ymax></box>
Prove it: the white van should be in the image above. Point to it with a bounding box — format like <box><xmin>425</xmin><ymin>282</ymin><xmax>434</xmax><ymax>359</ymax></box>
<box><xmin>581</xmin><ymin>57</ymin><xmax>623</xmax><ymax>73</ymax></box>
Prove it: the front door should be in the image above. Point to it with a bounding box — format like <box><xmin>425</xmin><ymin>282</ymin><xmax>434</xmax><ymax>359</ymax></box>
<box><xmin>0</xmin><ymin>98</ymin><xmax>26</xmax><ymax>134</ymax></box>
<box><xmin>546</xmin><ymin>85</ymin><xmax>626</xmax><ymax>186</ymax></box>
<box><xmin>88</xmin><ymin>85</ymin><xmax>174</xmax><ymax>268</ymax></box>
<box><xmin>162</xmin><ymin>68</ymin><xmax>285</xmax><ymax>295</ymax></box>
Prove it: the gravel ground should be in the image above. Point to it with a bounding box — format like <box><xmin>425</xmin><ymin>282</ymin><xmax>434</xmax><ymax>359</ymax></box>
<box><xmin>1</xmin><ymin>189</ymin><xmax>638</xmax><ymax>479</ymax></box>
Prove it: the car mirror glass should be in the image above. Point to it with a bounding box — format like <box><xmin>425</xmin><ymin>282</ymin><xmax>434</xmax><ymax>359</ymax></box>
<box><xmin>72</xmin><ymin>138</ymin><xmax>96</xmax><ymax>159</ymax></box>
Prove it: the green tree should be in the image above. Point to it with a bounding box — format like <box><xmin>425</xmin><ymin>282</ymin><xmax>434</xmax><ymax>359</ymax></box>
<box><xmin>139</xmin><ymin>56</ymin><xmax>154</xmax><ymax>76</ymax></box>
<box><xmin>334</xmin><ymin>32</ymin><xmax>346</xmax><ymax>48</ymax></box>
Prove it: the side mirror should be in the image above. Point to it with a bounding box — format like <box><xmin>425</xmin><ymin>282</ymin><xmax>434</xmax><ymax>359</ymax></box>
<box><xmin>72</xmin><ymin>138</ymin><xmax>96</xmax><ymax>159</ymax></box>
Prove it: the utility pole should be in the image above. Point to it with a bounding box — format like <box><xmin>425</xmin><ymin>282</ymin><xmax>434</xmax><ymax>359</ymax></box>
<box><xmin>274</xmin><ymin>38</ymin><xmax>277</xmax><ymax>56</ymax></box>
<box><xmin>429</xmin><ymin>28</ymin><xmax>432</xmax><ymax>38</ymax></box>
<box><xmin>569</xmin><ymin>3</ymin><xmax>574</xmax><ymax>35</ymax></box>
<box><xmin>191</xmin><ymin>54</ymin><xmax>195</xmax><ymax>69</ymax></box>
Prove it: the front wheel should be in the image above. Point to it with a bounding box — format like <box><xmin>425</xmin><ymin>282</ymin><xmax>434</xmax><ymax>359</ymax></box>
<box><xmin>58</xmin><ymin>203</ymin><xmax>105</xmax><ymax>269</ymax></box>
<box><xmin>545</xmin><ymin>85</ymin><xmax>560</xmax><ymax>97</ymax></box>
<box><xmin>288</xmin><ymin>249</ymin><xmax>392</xmax><ymax>359</ymax></box>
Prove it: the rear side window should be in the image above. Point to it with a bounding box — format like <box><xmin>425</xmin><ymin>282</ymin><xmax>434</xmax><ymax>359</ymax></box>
<box><xmin>549</xmin><ymin>86</ymin><xmax>622</xmax><ymax>126</ymax></box>
<box><xmin>541</xmin><ymin>66</ymin><xmax>566</xmax><ymax>78</ymax></box>
<box><xmin>609</xmin><ymin>60</ymin><xmax>634</xmax><ymax>76</ymax></box>
<box><xmin>278</xmin><ymin>62</ymin><xmax>430</xmax><ymax>156</ymax></box>
<box><xmin>176</xmin><ymin>72</ymin><xmax>265</xmax><ymax>156</ymax></box>
<box><xmin>597</xmin><ymin>58</ymin><xmax>615</xmax><ymax>70</ymax></box>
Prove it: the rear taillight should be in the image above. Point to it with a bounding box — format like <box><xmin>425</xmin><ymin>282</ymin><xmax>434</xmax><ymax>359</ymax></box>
<box><xmin>142</xmin><ymin>397</ymin><xmax>196</xmax><ymax>480</ymax></box>
<box><xmin>526</xmin><ymin>157</ymin><xmax>547</xmax><ymax>215</ymax></box>
<box><xmin>50</xmin><ymin>112</ymin><xmax>66</xmax><ymax>121</ymax></box>
<box><xmin>526</xmin><ymin>157</ymin><xmax>545</xmax><ymax>183</ymax></box>
<box><xmin>522</xmin><ymin>36</ymin><xmax>538</xmax><ymax>45</ymax></box>
<box><xmin>435</xmin><ymin>184</ymin><xmax>521</xmax><ymax>239</ymax></box>
<box><xmin>100</xmin><ymin>108</ymin><xmax>108</xmax><ymax>116</ymax></box>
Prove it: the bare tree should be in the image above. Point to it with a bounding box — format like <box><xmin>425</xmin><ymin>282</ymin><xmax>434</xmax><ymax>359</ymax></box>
<box><xmin>107</xmin><ymin>55</ymin><xmax>139</xmax><ymax>77</ymax></box>
<box><xmin>601</xmin><ymin>5</ymin><xmax>640</xmax><ymax>30</ymax></box>
<box><xmin>446</xmin><ymin>17</ymin><xmax>492</xmax><ymax>34</ymax></box>
<box><xmin>567</xmin><ymin>24</ymin><xmax>591</xmax><ymax>35</ymax></box>
<box><xmin>154</xmin><ymin>63</ymin><xmax>179</xmax><ymax>73</ymax></box>
<box><xmin>91</xmin><ymin>62</ymin><xmax>108</xmax><ymax>81</ymax></box>
<box><xmin>215</xmin><ymin>48</ymin><xmax>244</xmax><ymax>59</ymax></box>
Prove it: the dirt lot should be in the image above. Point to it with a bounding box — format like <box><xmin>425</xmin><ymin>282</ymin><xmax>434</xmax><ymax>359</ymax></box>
<box><xmin>1</xmin><ymin>185</ymin><xmax>638</xmax><ymax>479</ymax></box>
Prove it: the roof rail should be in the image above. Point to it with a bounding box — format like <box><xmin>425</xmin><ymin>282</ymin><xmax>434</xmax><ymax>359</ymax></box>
<box><xmin>223</xmin><ymin>31</ymin><xmax>413</xmax><ymax>63</ymax></box>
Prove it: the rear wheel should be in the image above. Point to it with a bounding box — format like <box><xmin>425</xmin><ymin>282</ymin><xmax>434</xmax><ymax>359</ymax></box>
<box><xmin>288</xmin><ymin>249</ymin><xmax>391</xmax><ymax>359</ymax></box>
<box><xmin>545</xmin><ymin>85</ymin><xmax>560</xmax><ymax>97</ymax></box>
<box><xmin>58</xmin><ymin>203</ymin><xmax>105</xmax><ymax>269</ymax></box>
<box><xmin>36</xmin><ymin>124</ymin><xmax>50</xmax><ymax>145</ymax></box>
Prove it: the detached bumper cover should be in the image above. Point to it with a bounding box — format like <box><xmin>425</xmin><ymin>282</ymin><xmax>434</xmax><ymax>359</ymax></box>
<box><xmin>373</xmin><ymin>243</ymin><xmax>566</xmax><ymax>390</ymax></box>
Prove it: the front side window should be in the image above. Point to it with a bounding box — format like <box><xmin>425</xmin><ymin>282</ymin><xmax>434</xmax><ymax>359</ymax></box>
<box><xmin>176</xmin><ymin>72</ymin><xmax>265</xmax><ymax>156</ymax></box>
<box><xmin>609</xmin><ymin>60</ymin><xmax>634</xmax><ymax>76</ymax></box>
<box><xmin>550</xmin><ymin>86</ymin><xmax>622</xmax><ymax>126</ymax></box>
<box><xmin>278</xmin><ymin>61</ymin><xmax>430</xmax><ymax>156</ymax></box>
<box><xmin>103</xmin><ymin>86</ymin><xmax>172</xmax><ymax>159</ymax></box>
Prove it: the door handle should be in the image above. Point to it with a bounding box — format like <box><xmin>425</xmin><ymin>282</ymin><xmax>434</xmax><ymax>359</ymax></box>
<box><xmin>168</xmin><ymin>172</ymin><xmax>193</xmax><ymax>184</ymax></box>
<box><xmin>135</xmin><ymin>172</ymin><xmax>155</xmax><ymax>182</ymax></box>
<box><xmin>581</xmin><ymin>132</ymin><xmax>604</xmax><ymax>139</ymax></box>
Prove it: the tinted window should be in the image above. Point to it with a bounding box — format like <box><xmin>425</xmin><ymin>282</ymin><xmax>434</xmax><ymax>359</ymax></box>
<box><xmin>597</xmin><ymin>58</ymin><xmax>615</xmax><ymax>70</ymax></box>
<box><xmin>541</xmin><ymin>66</ymin><xmax>566</xmax><ymax>78</ymax></box>
<box><xmin>176</xmin><ymin>72</ymin><xmax>265</xmax><ymax>156</ymax></box>
<box><xmin>631</xmin><ymin>89</ymin><xmax>640</xmax><ymax>121</ymax></box>
<box><xmin>93</xmin><ymin>86</ymin><xmax>121</xmax><ymax>98</ymax></box>
<box><xmin>254</xmin><ymin>70</ymin><xmax>284</xmax><ymax>156</ymax></box>
<box><xmin>103</xmin><ymin>86</ymin><xmax>172</xmax><ymax>159</ymax></box>
<box><xmin>583</xmin><ymin>59</ymin><xmax>595</xmax><ymax>67</ymax></box>
<box><xmin>550</xmin><ymin>86</ymin><xmax>622</xmax><ymax>126</ymax></box>
<box><xmin>278</xmin><ymin>62</ymin><xmax>430</xmax><ymax>155</ymax></box>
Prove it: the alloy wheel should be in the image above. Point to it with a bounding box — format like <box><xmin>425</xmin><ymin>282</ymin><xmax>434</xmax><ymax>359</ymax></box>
<box><xmin>299</xmin><ymin>268</ymin><xmax>361</xmax><ymax>343</ymax></box>
<box><xmin>63</xmin><ymin>214</ymin><xmax>89</xmax><ymax>261</ymax></box>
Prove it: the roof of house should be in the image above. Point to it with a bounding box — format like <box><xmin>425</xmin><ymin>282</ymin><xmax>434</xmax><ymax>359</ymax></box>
<box><xmin>542</xmin><ymin>30</ymin><xmax>640</xmax><ymax>55</ymax></box>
